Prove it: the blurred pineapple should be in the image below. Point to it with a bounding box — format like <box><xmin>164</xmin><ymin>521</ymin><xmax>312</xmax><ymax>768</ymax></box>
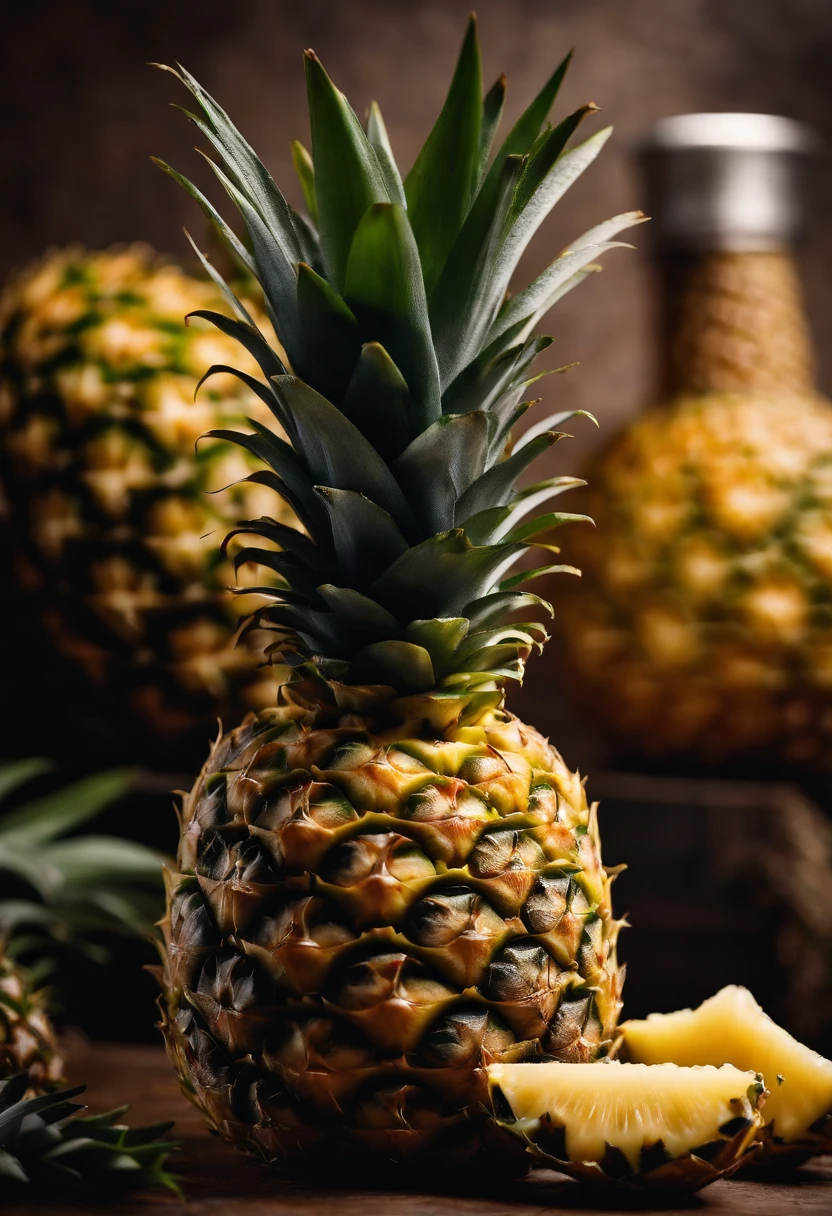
<box><xmin>0</xmin><ymin>246</ymin><xmax>290</xmax><ymax>759</ymax></box>
<box><xmin>559</xmin><ymin>115</ymin><xmax>832</xmax><ymax>766</ymax></box>
<box><xmin>0</xmin><ymin>956</ymin><xmax>63</xmax><ymax>1093</ymax></box>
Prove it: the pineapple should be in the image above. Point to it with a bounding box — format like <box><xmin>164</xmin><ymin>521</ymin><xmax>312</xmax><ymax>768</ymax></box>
<box><xmin>558</xmin><ymin>198</ymin><xmax>832</xmax><ymax>766</ymax></box>
<box><xmin>0</xmin><ymin>1072</ymin><xmax>178</xmax><ymax>1191</ymax></box>
<box><xmin>0</xmin><ymin>957</ymin><xmax>63</xmax><ymax>1092</ymax></box>
<box><xmin>0</xmin><ymin>246</ymin><xmax>293</xmax><ymax>756</ymax></box>
<box><xmin>622</xmin><ymin>985</ymin><xmax>832</xmax><ymax>1166</ymax></box>
<box><xmin>487</xmin><ymin>1060</ymin><xmax>765</xmax><ymax>1189</ymax></box>
<box><xmin>154</xmin><ymin>19</ymin><xmax>639</xmax><ymax>1169</ymax></box>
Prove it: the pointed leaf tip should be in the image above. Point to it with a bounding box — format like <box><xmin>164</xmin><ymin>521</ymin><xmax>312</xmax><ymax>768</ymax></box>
<box><xmin>305</xmin><ymin>50</ymin><xmax>389</xmax><ymax>286</ymax></box>
<box><xmin>404</xmin><ymin>13</ymin><xmax>483</xmax><ymax>294</ymax></box>
<box><xmin>344</xmin><ymin>201</ymin><xmax>441</xmax><ymax>435</ymax></box>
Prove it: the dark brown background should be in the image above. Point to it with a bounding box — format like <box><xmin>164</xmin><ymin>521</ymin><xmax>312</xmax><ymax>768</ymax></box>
<box><xmin>5</xmin><ymin>0</ymin><xmax>832</xmax><ymax>458</ymax></box>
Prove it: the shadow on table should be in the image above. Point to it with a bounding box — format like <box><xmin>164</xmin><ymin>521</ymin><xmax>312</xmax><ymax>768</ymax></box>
<box><xmin>170</xmin><ymin>1143</ymin><xmax>830</xmax><ymax>1212</ymax></box>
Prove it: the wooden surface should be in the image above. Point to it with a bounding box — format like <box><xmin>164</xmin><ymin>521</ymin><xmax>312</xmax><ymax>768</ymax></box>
<box><xmin>10</xmin><ymin>1043</ymin><xmax>832</xmax><ymax>1215</ymax></box>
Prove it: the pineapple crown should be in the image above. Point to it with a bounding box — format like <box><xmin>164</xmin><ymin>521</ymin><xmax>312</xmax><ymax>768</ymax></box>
<box><xmin>155</xmin><ymin>17</ymin><xmax>642</xmax><ymax>729</ymax></box>
<box><xmin>0</xmin><ymin>1072</ymin><xmax>178</xmax><ymax>1192</ymax></box>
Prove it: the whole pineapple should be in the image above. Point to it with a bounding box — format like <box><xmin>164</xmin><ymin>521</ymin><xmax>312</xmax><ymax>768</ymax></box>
<box><xmin>155</xmin><ymin>20</ymin><xmax>632</xmax><ymax>1167</ymax></box>
<box><xmin>559</xmin><ymin>115</ymin><xmax>832</xmax><ymax>767</ymax></box>
<box><xmin>0</xmin><ymin>246</ymin><xmax>292</xmax><ymax>756</ymax></box>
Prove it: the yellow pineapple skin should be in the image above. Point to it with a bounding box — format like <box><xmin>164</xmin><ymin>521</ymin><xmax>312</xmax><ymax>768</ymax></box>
<box><xmin>560</xmin><ymin>390</ymin><xmax>832</xmax><ymax>766</ymax></box>
<box><xmin>0</xmin><ymin>246</ymin><xmax>291</xmax><ymax>751</ymax></box>
<box><xmin>158</xmin><ymin>700</ymin><xmax>624</xmax><ymax>1168</ymax></box>
<box><xmin>622</xmin><ymin>985</ymin><xmax>832</xmax><ymax>1166</ymax></box>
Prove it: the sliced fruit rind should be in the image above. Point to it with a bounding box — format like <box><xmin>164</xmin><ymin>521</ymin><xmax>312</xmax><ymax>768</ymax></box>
<box><xmin>487</xmin><ymin>1064</ymin><xmax>766</xmax><ymax>1191</ymax></box>
<box><xmin>754</xmin><ymin>1111</ymin><xmax>832</xmax><ymax>1169</ymax></box>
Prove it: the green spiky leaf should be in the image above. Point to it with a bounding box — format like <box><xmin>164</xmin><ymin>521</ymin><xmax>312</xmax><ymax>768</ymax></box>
<box><xmin>291</xmin><ymin>139</ymin><xmax>318</xmax><ymax>225</ymax></box>
<box><xmin>341</xmin><ymin>342</ymin><xmax>413</xmax><ymax>461</ymax></box>
<box><xmin>0</xmin><ymin>1075</ymin><xmax>179</xmax><ymax>1193</ymax></box>
<box><xmin>404</xmin><ymin>15</ymin><xmax>483</xmax><ymax>295</ymax></box>
<box><xmin>366</xmin><ymin>102</ymin><xmax>406</xmax><ymax>207</ymax></box>
<box><xmin>477</xmin><ymin>74</ymin><xmax>508</xmax><ymax>185</ymax></box>
<box><xmin>344</xmin><ymin>203</ymin><xmax>441</xmax><ymax>440</ymax></box>
<box><xmin>157</xmin><ymin>22</ymin><xmax>632</xmax><ymax>713</ymax></box>
<box><xmin>473</xmin><ymin>50</ymin><xmax>572</xmax><ymax>241</ymax></box>
<box><xmin>305</xmin><ymin>50</ymin><xmax>389</xmax><ymax>288</ymax></box>
<box><xmin>295</xmin><ymin>262</ymin><xmax>361</xmax><ymax>402</ymax></box>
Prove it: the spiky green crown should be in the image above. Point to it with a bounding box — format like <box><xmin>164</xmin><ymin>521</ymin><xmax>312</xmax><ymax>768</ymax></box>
<box><xmin>156</xmin><ymin>18</ymin><xmax>642</xmax><ymax>728</ymax></box>
<box><xmin>0</xmin><ymin>1072</ymin><xmax>178</xmax><ymax>1191</ymax></box>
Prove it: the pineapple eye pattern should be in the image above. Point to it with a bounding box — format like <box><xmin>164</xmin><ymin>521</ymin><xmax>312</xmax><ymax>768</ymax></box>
<box><xmin>418</xmin><ymin>1004</ymin><xmax>516</xmax><ymax>1068</ymax></box>
<box><xmin>163</xmin><ymin>707</ymin><xmax>623</xmax><ymax>1160</ymax></box>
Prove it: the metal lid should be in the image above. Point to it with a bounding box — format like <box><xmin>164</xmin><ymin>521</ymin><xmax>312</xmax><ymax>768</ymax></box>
<box><xmin>640</xmin><ymin>112</ymin><xmax>818</xmax><ymax>252</ymax></box>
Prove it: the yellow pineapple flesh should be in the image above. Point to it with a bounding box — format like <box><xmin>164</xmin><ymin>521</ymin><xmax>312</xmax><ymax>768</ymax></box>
<box><xmin>488</xmin><ymin>1059</ymin><xmax>765</xmax><ymax>1188</ymax></box>
<box><xmin>623</xmin><ymin>985</ymin><xmax>832</xmax><ymax>1162</ymax></box>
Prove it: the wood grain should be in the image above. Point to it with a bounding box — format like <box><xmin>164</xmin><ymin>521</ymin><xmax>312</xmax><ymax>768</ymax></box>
<box><xmin>8</xmin><ymin>1043</ymin><xmax>832</xmax><ymax>1215</ymax></box>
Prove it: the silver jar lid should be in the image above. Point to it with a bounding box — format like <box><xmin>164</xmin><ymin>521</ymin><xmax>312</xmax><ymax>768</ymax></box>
<box><xmin>640</xmin><ymin>113</ymin><xmax>818</xmax><ymax>251</ymax></box>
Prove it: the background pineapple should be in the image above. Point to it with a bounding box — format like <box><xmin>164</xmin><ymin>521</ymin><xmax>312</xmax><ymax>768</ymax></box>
<box><xmin>154</xmin><ymin>19</ymin><xmax>635</xmax><ymax>1169</ymax></box>
<box><xmin>558</xmin><ymin>115</ymin><xmax>832</xmax><ymax>768</ymax></box>
<box><xmin>0</xmin><ymin>246</ymin><xmax>291</xmax><ymax>763</ymax></box>
<box><xmin>0</xmin><ymin>956</ymin><xmax>63</xmax><ymax>1092</ymax></box>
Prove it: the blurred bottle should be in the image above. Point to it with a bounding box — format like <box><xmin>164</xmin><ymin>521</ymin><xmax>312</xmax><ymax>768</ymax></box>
<box><xmin>559</xmin><ymin>113</ymin><xmax>832</xmax><ymax>769</ymax></box>
<box><xmin>647</xmin><ymin>113</ymin><xmax>815</xmax><ymax>401</ymax></box>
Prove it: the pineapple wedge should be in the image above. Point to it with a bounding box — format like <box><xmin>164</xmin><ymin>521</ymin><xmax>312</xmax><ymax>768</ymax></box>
<box><xmin>622</xmin><ymin>986</ymin><xmax>832</xmax><ymax>1164</ymax></box>
<box><xmin>487</xmin><ymin>1060</ymin><xmax>765</xmax><ymax>1190</ymax></box>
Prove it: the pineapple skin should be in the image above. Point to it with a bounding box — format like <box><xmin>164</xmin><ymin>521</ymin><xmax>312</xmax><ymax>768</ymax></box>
<box><xmin>0</xmin><ymin>246</ymin><xmax>290</xmax><ymax>750</ymax></box>
<box><xmin>158</xmin><ymin>701</ymin><xmax>624</xmax><ymax>1167</ymax></box>
<box><xmin>560</xmin><ymin>390</ymin><xmax>832</xmax><ymax>767</ymax></box>
<box><xmin>0</xmin><ymin>955</ymin><xmax>63</xmax><ymax>1092</ymax></box>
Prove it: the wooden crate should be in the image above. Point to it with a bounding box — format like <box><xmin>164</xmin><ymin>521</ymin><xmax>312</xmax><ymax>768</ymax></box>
<box><xmin>590</xmin><ymin>771</ymin><xmax>832</xmax><ymax>1050</ymax></box>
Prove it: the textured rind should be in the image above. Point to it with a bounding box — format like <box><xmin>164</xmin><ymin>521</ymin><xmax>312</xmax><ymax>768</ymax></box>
<box><xmin>159</xmin><ymin>703</ymin><xmax>624</xmax><ymax>1166</ymax></box>
<box><xmin>491</xmin><ymin>1087</ymin><xmax>764</xmax><ymax>1191</ymax></box>
<box><xmin>560</xmin><ymin>390</ymin><xmax>832</xmax><ymax>766</ymax></box>
<box><xmin>752</xmin><ymin>1112</ymin><xmax>832</xmax><ymax>1169</ymax></box>
<box><xmin>0</xmin><ymin>245</ymin><xmax>293</xmax><ymax>746</ymax></box>
<box><xmin>0</xmin><ymin>956</ymin><xmax>63</xmax><ymax>1092</ymax></box>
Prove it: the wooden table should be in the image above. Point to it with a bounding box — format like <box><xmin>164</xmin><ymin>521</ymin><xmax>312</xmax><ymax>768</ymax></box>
<box><xmin>12</xmin><ymin>1044</ymin><xmax>832</xmax><ymax>1215</ymax></box>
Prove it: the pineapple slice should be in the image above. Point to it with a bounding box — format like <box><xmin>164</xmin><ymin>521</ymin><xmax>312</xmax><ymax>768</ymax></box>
<box><xmin>622</xmin><ymin>986</ymin><xmax>832</xmax><ymax>1163</ymax></box>
<box><xmin>487</xmin><ymin>1060</ymin><xmax>764</xmax><ymax>1190</ymax></box>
